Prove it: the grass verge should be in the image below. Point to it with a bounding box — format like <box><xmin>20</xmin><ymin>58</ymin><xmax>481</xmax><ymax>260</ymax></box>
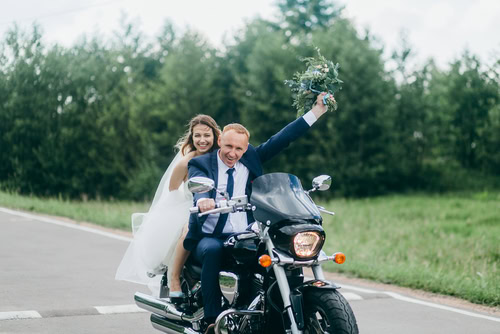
<box><xmin>0</xmin><ymin>191</ymin><xmax>148</xmax><ymax>230</ymax></box>
<box><xmin>320</xmin><ymin>191</ymin><xmax>500</xmax><ymax>307</ymax></box>
<box><xmin>1</xmin><ymin>190</ymin><xmax>498</xmax><ymax>306</ymax></box>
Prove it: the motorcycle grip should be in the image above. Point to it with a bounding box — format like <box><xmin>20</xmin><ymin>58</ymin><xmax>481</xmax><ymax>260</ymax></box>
<box><xmin>189</xmin><ymin>203</ymin><xmax>220</xmax><ymax>214</ymax></box>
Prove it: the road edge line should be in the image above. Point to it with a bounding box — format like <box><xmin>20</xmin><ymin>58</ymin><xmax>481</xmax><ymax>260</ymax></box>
<box><xmin>383</xmin><ymin>292</ymin><xmax>500</xmax><ymax>322</ymax></box>
<box><xmin>0</xmin><ymin>207</ymin><xmax>132</xmax><ymax>242</ymax></box>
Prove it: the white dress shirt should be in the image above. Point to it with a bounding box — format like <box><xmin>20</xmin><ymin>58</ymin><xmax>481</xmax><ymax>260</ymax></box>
<box><xmin>302</xmin><ymin>110</ymin><xmax>318</xmax><ymax>126</ymax></box>
<box><xmin>201</xmin><ymin>152</ymin><xmax>250</xmax><ymax>234</ymax></box>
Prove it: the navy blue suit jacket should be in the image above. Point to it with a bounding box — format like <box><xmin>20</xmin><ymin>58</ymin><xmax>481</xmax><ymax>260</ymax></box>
<box><xmin>184</xmin><ymin>116</ymin><xmax>311</xmax><ymax>251</ymax></box>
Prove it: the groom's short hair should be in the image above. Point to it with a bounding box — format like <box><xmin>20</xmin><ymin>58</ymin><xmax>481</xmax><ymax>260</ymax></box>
<box><xmin>223</xmin><ymin>123</ymin><xmax>250</xmax><ymax>140</ymax></box>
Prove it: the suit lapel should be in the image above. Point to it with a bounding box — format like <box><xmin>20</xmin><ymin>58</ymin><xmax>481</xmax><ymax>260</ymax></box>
<box><xmin>240</xmin><ymin>153</ymin><xmax>262</xmax><ymax>179</ymax></box>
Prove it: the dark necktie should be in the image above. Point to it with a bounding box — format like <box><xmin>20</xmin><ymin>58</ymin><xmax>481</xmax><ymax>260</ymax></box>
<box><xmin>226</xmin><ymin>168</ymin><xmax>235</xmax><ymax>198</ymax></box>
<box><xmin>213</xmin><ymin>168</ymin><xmax>235</xmax><ymax>237</ymax></box>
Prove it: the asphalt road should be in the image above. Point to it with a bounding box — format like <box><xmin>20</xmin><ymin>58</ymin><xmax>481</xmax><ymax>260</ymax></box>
<box><xmin>1</xmin><ymin>208</ymin><xmax>499</xmax><ymax>334</ymax></box>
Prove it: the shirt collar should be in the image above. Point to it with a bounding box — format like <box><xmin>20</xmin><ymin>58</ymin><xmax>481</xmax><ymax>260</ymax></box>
<box><xmin>217</xmin><ymin>149</ymin><xmax>239</xmax><ymax>174</ymax></box>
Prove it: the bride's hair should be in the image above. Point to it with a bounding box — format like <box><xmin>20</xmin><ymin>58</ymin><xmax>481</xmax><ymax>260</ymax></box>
<box><xmin>176</xmin><ymin>114</ymin><xmax>221</xmax><ymax>155</ymax></box>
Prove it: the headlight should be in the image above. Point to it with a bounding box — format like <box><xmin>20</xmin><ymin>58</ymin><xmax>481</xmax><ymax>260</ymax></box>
<box><xmin>293</xmin><ymin>231</ymin><xmax>323</xmax><ymax>258</ymax></box>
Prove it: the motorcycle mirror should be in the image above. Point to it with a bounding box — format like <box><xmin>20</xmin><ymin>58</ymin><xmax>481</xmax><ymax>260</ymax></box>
<box><xmin>312</xmin><ymin>175</ymin><xmax>332</xmax><ymax>191</ymax></box>
<box><xmin>187</xmin><ymin>177</ymin><xmax>215</xmax><ymax>193</ymax></box>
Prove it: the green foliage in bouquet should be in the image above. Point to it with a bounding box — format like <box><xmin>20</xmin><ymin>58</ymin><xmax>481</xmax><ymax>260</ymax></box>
<box><xmin>285</xmin><ymin>48</ymin><xmax>343</xmax><ymax>117</ymax></box>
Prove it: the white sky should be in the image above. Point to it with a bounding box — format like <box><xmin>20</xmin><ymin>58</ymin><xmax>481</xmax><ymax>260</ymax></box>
<box><xmin>1</xmin><ymin>0</ymin><xmax>499</xmax><ymax>68</ymax></box>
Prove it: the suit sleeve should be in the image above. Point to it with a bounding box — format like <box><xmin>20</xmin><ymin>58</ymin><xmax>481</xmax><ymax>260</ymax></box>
<box><xmin>184</xmin><ymin>158</ymin><xmax>212</xmax><ymax>252</ymax></box>
<box><xmin>188</xmin><ymin>158</ymin><xmax>211</xmax><ymax>203</ymax></box>
<box><xmin>255</xmin><ymin>116</ymin><xmax>311</xmax><ymax>164</ymax></box>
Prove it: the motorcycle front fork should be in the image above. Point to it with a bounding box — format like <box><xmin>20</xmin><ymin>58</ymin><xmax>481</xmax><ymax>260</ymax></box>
<box><xmin>272</xmin><ymin>264</ymin><xmax>301</xmax><ymax>334</ymax></box>
<box><xmin>265</xmin><ymin>239</ymin><xmax>326</xmax><ymax>334</ymax></box>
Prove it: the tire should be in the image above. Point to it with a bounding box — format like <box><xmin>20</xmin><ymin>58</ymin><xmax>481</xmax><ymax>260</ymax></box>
<box><xmin>303</xmin><ymin>289</ymin><xmax>359</xmax><ymax>334</ymax></box>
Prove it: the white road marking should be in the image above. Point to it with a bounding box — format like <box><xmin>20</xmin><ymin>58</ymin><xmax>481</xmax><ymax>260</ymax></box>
<box><xmin>311</xmin><ymin>281</ymin><xmax>500</xmax><ymax>322</ymax></box>
<box><xmin>383</xmin><ymin>292</ymin><xmax>500</xmax><ymax>323</ymax></box>
<box><xmin>340</xmin><ymin>292</ymin><xmax>364</xmax><ymax>301</ymax></box>
<box><xmin>0</xmin><ymin>207</ymin><xmax>132</xmax><ymax>242</ymax></box>
<box><xmin>2</xmin><ymin>207</ymin><xmax>499</xmax><ymax>323</ymax></box>
<box><xmin>95</xmin><ymin>304</ymin><xmax>147</xmax><ymax>315</ymax></box>
<box><xmin>337</xmin><ymin>283</ymin><xmax>379</xmax><ymax>294</ymax></box>
<box><xmin>0</xmin><ymin>311</ymin><xmax>42</xmax><ymax>320</ymax></box>
<box><xmin>0</xmin><ymin>305</ymin><xmax>147</xmax><ymax>321</ymax></box>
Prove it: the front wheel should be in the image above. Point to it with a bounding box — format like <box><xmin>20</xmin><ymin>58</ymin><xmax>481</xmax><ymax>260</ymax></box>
<box><xmin>303</xmin><ymin>289</ymin><xmax>359</xmax><ymax>334</ymax></box>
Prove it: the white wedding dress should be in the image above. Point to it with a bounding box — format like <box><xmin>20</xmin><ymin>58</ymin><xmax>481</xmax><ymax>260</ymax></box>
<box><xmin>115</xmin><ymin>152</ymin><xmax>193</xmax><ymax>294</ymax></box>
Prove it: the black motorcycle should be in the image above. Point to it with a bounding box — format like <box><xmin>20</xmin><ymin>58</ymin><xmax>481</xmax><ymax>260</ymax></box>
<box><xmin>135</xmin><ymin>172</ymin><xmax>358</xmax><ymax>334</ymax></box>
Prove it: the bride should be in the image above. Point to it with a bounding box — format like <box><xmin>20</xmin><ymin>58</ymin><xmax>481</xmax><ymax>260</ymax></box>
<box><xmin>115</xmin><ymin>115</ymin><xmax>221</xmax><ymax>297</ymax></box>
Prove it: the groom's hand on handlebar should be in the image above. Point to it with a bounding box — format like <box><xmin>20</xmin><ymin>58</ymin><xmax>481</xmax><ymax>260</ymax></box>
<box><xmin>197</xmin><ymin>198</ymin><xmax>216</xmax><ymax>213</ymax></box>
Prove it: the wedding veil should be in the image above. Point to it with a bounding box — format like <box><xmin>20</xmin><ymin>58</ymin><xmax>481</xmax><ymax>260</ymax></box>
<box><xmin>131</xmin><ymin>151</ymin><xmax>183</xmax><ymax>234</ymax></box>
<box><xmin>116</xmin><ymin>151</ymin><xmax>192</xmax><ymax>288</ymax></box>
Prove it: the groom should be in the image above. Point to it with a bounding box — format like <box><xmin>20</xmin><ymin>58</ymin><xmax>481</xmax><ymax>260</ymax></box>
<box><xmin>184</xmin><ymin>93</ymin><xmax>332</xmax><ymax>332</ymax></box>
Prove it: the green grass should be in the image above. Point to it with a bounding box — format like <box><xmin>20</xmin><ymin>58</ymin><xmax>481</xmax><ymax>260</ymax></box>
<box><xmin>321</xmin><ymin>191</ymin><xmax>500</xmax><ymax>307</ymax></box>
<box><xmin>1</xmin><ymin>190</ymin><xmax>499</xmax><ymax>306</ymax></box>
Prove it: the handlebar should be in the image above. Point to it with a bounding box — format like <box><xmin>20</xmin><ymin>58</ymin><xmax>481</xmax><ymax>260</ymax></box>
<box><xmin>189</xmin><ymin>195</ymin><xmax>250</xmax><ymax>217</ymax></box>
<box><xmin>189</xmin><ymin>203</ymin><xmax>220</xmax><ymax>214</ymax></box>
<box><xmin>190</xmin><ymin>196</ymin><xmax>333</xmax><ymax>217</ymax></box>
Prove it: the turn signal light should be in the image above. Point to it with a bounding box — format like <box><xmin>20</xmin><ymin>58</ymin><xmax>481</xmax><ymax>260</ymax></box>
<box><xmin>259</xmin><ymin>255</ymin><xmax>273</xmax><ymax>268</ymax></box>
<box><xmin>333</xmin><ymin>252</ymin><xmax>346</xmax><ymax>264</ymax></box>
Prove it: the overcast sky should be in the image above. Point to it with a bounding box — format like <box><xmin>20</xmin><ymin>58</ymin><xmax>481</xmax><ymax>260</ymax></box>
<box><xmin>1</xmin><ymin>0</ymin><xmax>499</xmax><ymax>68</ymax></box>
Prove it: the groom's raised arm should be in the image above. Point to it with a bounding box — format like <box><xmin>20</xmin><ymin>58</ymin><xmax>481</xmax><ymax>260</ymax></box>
<box><xmin>256</xmin><ymin>93</ymin><xmax>330</xmax><ymax>164</ymax></box>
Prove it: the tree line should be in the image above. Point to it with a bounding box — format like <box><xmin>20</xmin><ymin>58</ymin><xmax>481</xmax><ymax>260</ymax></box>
<box><xmin>1</xmin><ymin>0</ymin><xmax>499</xmax><ymax>200</ymax></box>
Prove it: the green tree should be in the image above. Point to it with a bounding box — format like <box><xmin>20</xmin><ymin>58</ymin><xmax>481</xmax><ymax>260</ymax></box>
<box><xmin>431</xmin><ymin>52</ymin><xmax>499</xmax><ymax>171</ymax></box>
<box><xmin>229</xmin><ymin>20</ymin><xmax>306</xmax><ymax>174</ymax></box>
<box><xmin>276</xmin><ymin>0</ymin><xmax>343</xmax><ymax>34</ymax></box>
<box><xmin>0</xmin><ymin>23</ymin><xmax>155</xmax><ymax>199</ymax></box>
<box><xmin>233</xmin><ymin>17</ymin><xmax>396</xmax><ymax>196</ymax></box>
<box><xmin>0</xmin><ymin>24</ymin><xmax>57</xmax><ymax>194</ymax></box>
<box><xmin>309</xmin><ymin>20</ymin><xmax>396</xmax><ymax>195</ymax></box>
<box><xmin>388</xmin><ymin>36</ymin><xmax>437</xmax><ymax>189</ymax></box>
<box><xmin>138</xmin><ymin>29</ymin><xmax>224</xmax><ymax>169</ymax></box>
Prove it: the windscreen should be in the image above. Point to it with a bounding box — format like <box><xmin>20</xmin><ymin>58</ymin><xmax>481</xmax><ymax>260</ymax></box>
<box><xmin>250</xmin><ymin>173</ymin><xmax>321</xmax><ymax>225</ymax></box>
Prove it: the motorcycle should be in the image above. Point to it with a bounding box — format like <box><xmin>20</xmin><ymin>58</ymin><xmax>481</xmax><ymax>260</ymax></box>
<box><xmin>135</xmin><ymin>172</ymin><xmax>359</xmax><ymax>334</ymax></box>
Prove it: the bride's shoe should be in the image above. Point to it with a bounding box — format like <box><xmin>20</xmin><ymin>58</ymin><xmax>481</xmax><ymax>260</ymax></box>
<box><xmin>169</xmin><ymin>290</ymin><xmax>186</xmax><ymax>298</ymax></box>
<box><xmin>169</xmin><ymin>277</ymin><xmax>185</xmax><ymax>301</ymax></box>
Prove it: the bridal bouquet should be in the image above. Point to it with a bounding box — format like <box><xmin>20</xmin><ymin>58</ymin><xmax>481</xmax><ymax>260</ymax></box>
<box><xmin>285</xmin><ymin>48</ymin><xmax>343</xmax><ymax>117</ymax></box>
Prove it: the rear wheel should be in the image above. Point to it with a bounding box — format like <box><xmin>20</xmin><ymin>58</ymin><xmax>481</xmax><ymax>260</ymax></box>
<box><xmin>303</xmin><ymin>289</ymin><xmax>358</xmax><ymax>334</ymax></box>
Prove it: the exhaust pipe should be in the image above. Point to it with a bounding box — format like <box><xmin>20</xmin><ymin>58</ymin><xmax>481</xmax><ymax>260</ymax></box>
<box><xmin>134</xmin><ymin>292</ymin><xmax>204</xmax><ymax>322</ymax></box>
<box><xmin>151</xmin><ymin>314</ymin><xmax>200</xmax><ymax>334</ymax></box>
